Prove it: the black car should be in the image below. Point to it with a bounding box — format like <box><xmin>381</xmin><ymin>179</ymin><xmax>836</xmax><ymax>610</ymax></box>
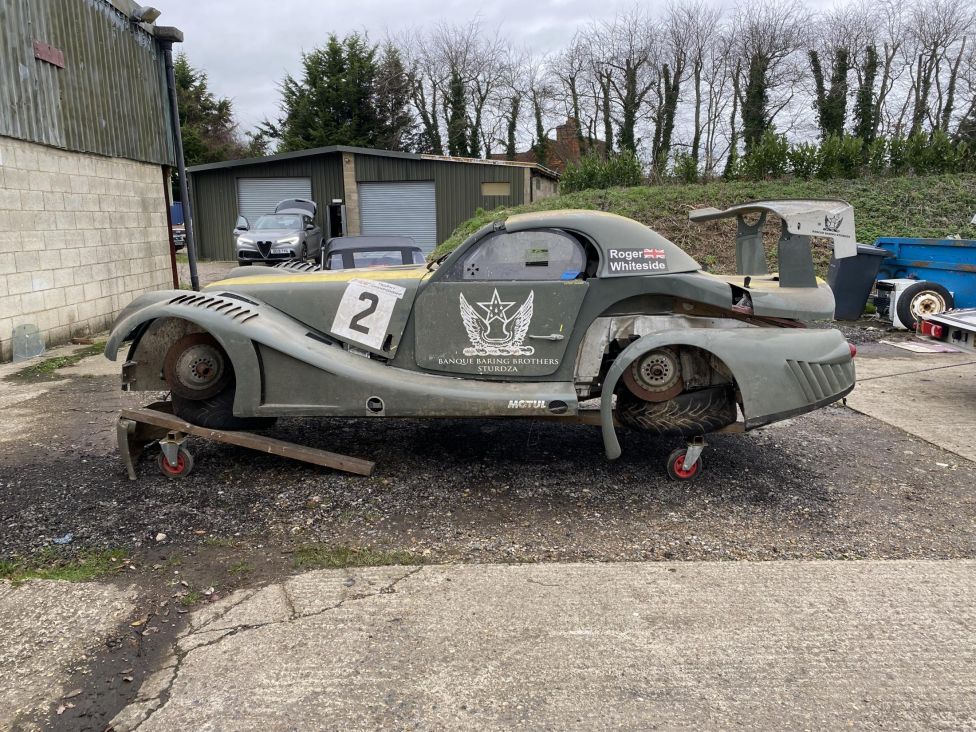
<box><xmin>322</xmin><ymin>235</ymin><xmax>426</xmax><ymax>270</ymax></box>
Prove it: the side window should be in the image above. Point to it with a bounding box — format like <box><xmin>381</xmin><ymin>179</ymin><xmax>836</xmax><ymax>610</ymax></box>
<box><xmin>327</xmin><ymin>253</ymin><xmax>344</xmax><ymax>270</ymax></box>
<box><xmin>455</xmin><ymin>229</ymin><xmax>586</xmax><ymax>281</ymax></box>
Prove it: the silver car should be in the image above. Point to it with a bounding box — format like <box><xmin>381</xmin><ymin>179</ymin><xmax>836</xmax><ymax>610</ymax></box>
<box><xmin>235</xmin><ymin>199</ymin><xmax>323</xmax><ymax>265</ymax></box>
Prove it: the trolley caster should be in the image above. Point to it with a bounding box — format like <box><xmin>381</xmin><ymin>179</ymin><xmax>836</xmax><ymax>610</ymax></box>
<box><xmin>157</xmin><ymin>432</ymin><xmax>194</xmax><ymax>478</ymax></box>
<box><xmin>666</xmin><ymin>439</ymin><xmax>705</xmax><ymax>481</ymax></box>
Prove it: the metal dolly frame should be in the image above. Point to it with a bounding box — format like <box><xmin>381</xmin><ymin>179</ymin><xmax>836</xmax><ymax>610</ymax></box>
<box><xmin>117</xmin><ymin>401</ymin><xmax>375</xmax><ymax>479</ymax></box>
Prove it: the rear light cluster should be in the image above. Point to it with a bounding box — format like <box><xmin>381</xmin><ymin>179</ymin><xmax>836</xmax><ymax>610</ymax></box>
<box><xmin>919</xmin><ymin>320</ymin><xmax>946</xmax><ymax>339</ymax></box>
<box><xmin>848</xmin><ymin>342</ymin><xmax>857</xmax><ymax>359</ymax></box>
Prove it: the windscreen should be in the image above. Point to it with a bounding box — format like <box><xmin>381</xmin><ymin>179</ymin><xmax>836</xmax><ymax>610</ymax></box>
<box><xmin>253</xmin><ymin>215</ymin><xmax>300</xmax><ymax>230</ymax></box>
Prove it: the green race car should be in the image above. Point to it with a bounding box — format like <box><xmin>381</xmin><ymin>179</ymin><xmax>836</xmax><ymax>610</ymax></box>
<box><xmin>106</xmin><ymin>201</ymin><xmax>857</xmax><ymax>479</ymax></box>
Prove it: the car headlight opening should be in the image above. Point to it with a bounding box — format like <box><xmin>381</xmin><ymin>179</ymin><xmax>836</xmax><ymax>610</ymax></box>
<box><xmin>278</xmin><ymin>236</ymin><xmax>300</xmax><ymax>246</ymax></box>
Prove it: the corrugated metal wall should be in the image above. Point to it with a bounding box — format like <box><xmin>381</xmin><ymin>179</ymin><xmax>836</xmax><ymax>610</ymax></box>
<box><xmin>354</xmin><ymin>155</ymin><xmax>526</xmax><ymax>242</ymax></box>
<box><xmin>189</xmin><ymin>154</ymin><xmax>344</xmax><ymax>259</ymax></box>
<box><xmin>0</xmin><ymin>0</ymin><xmax>174</xmax><ymax>165</ymax></box>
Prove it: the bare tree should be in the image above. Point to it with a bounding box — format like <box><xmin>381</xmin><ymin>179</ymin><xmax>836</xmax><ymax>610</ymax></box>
<box><xmin>587</xmin><ymin>7</ymin><xmax>661</xmax><ymax>154</ymax></box>
<box><xmin>729</xmin><ymin>0</ymin><xmax>812</xmax><ymax>152</ymax></box>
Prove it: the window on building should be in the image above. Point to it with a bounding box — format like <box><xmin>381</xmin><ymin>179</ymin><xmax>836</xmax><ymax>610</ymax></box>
<box><xmin>452</xmin><ymin>229</ymin><xmax>586</xmax><ymax>281</ymax></box>
<box><xmin>480</xmin><ymin>181</ymin><xmax>511</xmax><ymax>196</ymax></box>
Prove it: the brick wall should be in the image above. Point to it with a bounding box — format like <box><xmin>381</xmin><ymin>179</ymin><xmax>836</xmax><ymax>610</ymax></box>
<box><xmin>0</xmin><ymin>136</ymin><xmax>172</xmax><ymax>361</ymax></box>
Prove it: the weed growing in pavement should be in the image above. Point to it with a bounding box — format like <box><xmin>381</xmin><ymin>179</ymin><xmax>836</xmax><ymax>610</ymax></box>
<box><xmin>0</xmin><ymin>548</ymin><xmax>128</xmax><ymax>584</ymax></box>
<box><xmin>180</xmin><ymin>590</ymin><xmax>203</xmax><ymax>607</ymax></box>
<box><xmin>228</xmin><ymin>561</ymin><xmax>253</xmax><ymax>576</ymax></box>
<box><xmin>293</xmin><ymin>545</ymin><xmax>424</xmax><ymax>570</ymax></box>
<box><xmin>9</xmin><ymin>343</ymin><xmax>105</xmax><ymax>380</ymax></box>
<box><xmin>201</xmin><ymin>536</ymin><xmax>238</xmax><ymax>548</ymax></box>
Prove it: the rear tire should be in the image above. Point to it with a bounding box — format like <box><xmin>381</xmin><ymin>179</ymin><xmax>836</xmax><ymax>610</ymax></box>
<box><xmin>617</xmin><ymin>386</ymin><xmax>736</xmax><ymax>437</ymax></box>
<box><xmin>897</xmin><ymin>281</ymin><xmax>953</xmax><ymax>329</ymax></box>
<box><xmin>172</xmin><ymin>387</ymin><xmax>276</xmax><ymax>431</ymax></box>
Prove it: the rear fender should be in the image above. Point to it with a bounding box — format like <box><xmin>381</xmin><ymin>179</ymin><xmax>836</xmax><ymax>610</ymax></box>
<box><xmin>599</xmin><ymin>327</ymin><xmax>853</xmax><ymax>459</ymax></box>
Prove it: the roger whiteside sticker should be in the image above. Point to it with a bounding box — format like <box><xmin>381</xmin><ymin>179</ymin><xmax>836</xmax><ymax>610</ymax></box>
<box><xmin>331</xmin><ymin>279</ymin><xmax>405</xmax><ymax>351</ymax></box>
<box><xmin>607</xmin><ymin>247</ymin><xmax>668</xmax><ymax>274</ymax></box>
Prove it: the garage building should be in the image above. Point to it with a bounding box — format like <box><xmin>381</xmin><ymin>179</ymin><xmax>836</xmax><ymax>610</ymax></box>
<box><xmin>186</xmin><ymin>147</ymin><xmax>559</xmax><ymax>260</ymax></box>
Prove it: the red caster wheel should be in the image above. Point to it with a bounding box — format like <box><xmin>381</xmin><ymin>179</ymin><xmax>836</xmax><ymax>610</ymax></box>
<box><xmin>666</xmin><ymin>447</ymin><xmax>702</xmax><ymax>481</ymax></box>
<box><xmin>157</xmin><ymin>446</ymin><xmax>194</xmax><ymax>478</ymax></box>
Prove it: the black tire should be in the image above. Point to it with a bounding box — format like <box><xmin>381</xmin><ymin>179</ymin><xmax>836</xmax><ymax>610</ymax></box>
<box><xmin>299</xmin><ymin>244</ymin><xmax>308</xmax><ymax>262</ymax></box>
<box><xmin>238</xmin><ymin>261</ymin><xmax>252</xmax><ymax>266</ymax></box>
<box><xmin>617</xmin><ymin>386</ymin><xmax>736</xmax><ymax>437</ymax></box>
<box><xmin>896</xmin><ymin>281</ymin><xmax>953</xmax><ymax>329</ymax></box>
<box><xmin>172</xmin><ymin>386</ymin><xmax>277</xmax><ymax>431</ymax></box>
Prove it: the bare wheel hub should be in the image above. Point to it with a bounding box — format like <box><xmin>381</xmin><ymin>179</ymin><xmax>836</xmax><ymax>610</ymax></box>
<box><xmin>163</xmin><ymin>333</ymin><xmax>230</xmax><ymax>400</ymax></box>
<box><xmin>623</xmin><ymin>347</ymin><xmax>684</xmax><ymax>402</ymax></box>
<box><xmin>911</xmin><ymin>291</ymin><xmax>946</xmax><ymax>318</ymax></box>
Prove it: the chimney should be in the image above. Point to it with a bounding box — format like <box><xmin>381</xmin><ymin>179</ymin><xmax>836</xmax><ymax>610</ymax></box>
<box><xmin>556</xmin><ymin>118</ymin><xmax>581</xmax><ymax>165</ymax></box>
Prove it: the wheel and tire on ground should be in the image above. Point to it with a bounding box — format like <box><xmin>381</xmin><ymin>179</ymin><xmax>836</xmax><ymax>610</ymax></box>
<box><xmin>897</xmin><ymin>280</ymin><xmax>954</xmax><ymax>329</ymax></box>
<box><xmin>157</xmin><ymin>446</ymin><xmax>194</xmax><ymax>478</ymax></box>
<box><xmin>163</xmin><ymin>332</ymin><xmax>276</xmax><ymax>431</ymax></box>
<box><xmin>666</xmin><ymin>447</ymin><xmax>702</xmax><ymax>481</ymax></box>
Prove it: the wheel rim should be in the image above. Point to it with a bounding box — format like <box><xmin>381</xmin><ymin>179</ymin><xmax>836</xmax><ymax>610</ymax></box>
<box><xmin>164</xmin><ymin>334</ymin><xmax>230</xmax><ymax>400</ymax></box>
<box><xmin>174</xmin><ymin>343</ymin><xmax>225</xmax><ymax>392</ymax></box>
<box><xmin>673</xmin><ymin>454</ymin><xmax>699</xmax><ymax>478</ymax></box>
<box><xmin>624</xmin><ymin>348</ymin><xmax>683</xmax><ymax>401</ymax></box>
<box><xmin>161</xmin><ymin>454</ymin><xmax>185</xmax><ymax>475</ymax></box>
<box><xmin>910</xmin><ymin>291</ymin><xmax>947</xmax><ymax>318</ymax></box>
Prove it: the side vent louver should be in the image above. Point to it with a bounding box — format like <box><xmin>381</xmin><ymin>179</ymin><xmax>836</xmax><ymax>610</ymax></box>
<box><xmin>168</xmin><ymin>293</ymin><xmax>259</xmax><ymax>323</ymax></box>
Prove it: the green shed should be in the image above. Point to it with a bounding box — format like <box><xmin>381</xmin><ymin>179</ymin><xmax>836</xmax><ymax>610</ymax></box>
<box><xmin>186</xmin><ymin>147</ymin><xmax>560</xmax><ymax>260</ymax></box>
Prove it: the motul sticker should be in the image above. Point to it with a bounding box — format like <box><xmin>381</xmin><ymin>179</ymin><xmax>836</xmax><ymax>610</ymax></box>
<box><xmin>607</xmin><ymin>248</ymin><xmax>668</xmax><ymax>273</ymax></box>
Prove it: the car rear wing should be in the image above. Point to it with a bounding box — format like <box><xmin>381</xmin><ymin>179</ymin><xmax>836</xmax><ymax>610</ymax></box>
<box><xmin>688</xmin><ymin>199</ymin><xmax>857</xmax><ymax>288</ymax></box>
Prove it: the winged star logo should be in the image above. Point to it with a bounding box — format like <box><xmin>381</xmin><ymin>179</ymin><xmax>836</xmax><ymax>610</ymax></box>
<box><xmin>823</xmin><ymin>213</ymin><xmax>844</xmax><ymax>233</ymax></box>
<box><xmin>459</xmin><ymin>289</ymin><xmax>535</xmax><ymax>356</ymax></box>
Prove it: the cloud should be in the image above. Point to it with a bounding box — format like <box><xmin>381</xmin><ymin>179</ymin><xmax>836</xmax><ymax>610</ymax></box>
<box><xmin>159</xmin><ymin>0</ymin><xmax>636</xmax><ymax>130</ymax></box>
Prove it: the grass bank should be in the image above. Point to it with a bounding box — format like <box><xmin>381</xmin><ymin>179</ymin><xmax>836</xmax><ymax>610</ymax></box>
<box><xmin>433</xmin><ymin>174</ymin><xmax>976</xmax><ymax>276</ymax></box>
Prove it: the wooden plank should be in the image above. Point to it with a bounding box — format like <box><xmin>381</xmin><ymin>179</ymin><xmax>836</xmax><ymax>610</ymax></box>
<box><xmin>119</xmin><ymin>407</ymin><xmax>375</xmax><ymax>476</ymax></box>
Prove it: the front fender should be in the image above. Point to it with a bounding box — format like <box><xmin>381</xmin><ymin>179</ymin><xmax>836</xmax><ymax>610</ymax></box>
<box><xmin>105</xmin><ymin>290</ymin><xmax>268</xmax><ymax>414</ymax></box>
<box><xmin>599</xmin><ymin>327</ymin><xmax>855</xmax><ymax>459</ymax></box>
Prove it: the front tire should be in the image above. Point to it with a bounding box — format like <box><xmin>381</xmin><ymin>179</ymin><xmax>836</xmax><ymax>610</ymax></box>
<box><xmin>172</xmin><ymin>387</ymin><xmax>276</xmax><ymax>431</ymax></box>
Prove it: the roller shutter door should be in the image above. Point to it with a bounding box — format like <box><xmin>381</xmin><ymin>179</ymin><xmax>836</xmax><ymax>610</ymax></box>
<box><xmin>359</xmin><ymin>181</ymin><xmax>437</xmax><ymax>253</ymax></box>
<box><xmin>237</xmin><ymin>178</ymin><xmax>312</xmax><ymax>224</ymax></box>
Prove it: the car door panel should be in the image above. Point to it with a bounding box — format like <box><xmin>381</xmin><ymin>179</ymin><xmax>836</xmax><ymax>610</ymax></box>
<box><xmin>414</xmin><ymin>280</ymin><xmax>588</xmax><ymax>377</ymax></box>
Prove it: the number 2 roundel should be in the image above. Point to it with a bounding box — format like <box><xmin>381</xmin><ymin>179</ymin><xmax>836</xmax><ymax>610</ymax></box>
<box><xmin>330</xmin><ymin>279</ymin><xmax>406</xmax><ymax>351</ymax></box>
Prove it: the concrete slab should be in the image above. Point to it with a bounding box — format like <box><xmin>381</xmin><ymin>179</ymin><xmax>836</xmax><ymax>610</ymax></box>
<box><xmin>0</xmin><ymin>580</ymin><xmax>135</xmax><ymax>729</ymax></box>
<box><xmin>846</xmin><ymin>343</ymin><xmax>976</xmax><ymax>462</ymax></box>
<box><xmin>113</xmin><ymin>561</ymin><xmax>976</xmax><ymax>731</ymax></box>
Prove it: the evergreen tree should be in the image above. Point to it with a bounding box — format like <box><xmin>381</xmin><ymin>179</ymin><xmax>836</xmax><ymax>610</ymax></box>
<box><xmin>505</xmin><ymin>93</ymin><xmax>521</xmax><ymax>160</ymax></box>
<box><xmin>174</xmin><ymin>54</ymin><xmax>262</xmax><ymax>166</ymax></box>
<box><xmin>742</xmin><ymin>54</ymin><xmax>771</xmax><ymax>153</ymax></box>
<box><xmin>445</xmin><ymin>70</ymin><xmax>470</xmax><ymax>156</ymax></box>
<box><xmin>262</xmin><ymin>33</ymin><xmax>383</xmax><ymax>152</ymax></box>
<box><xmin>853</xmin><ymin>45</ymin><xmax>878</xmax><ymax>144</ymax></box>
<box><xmin>810</xmin><ymin>48</ymin><xmax>850</xmax><ymax>139</ymax></box>
<box><xmin>374</xmin><ymin>44</ymin><xmax>416</xmax><ymax>151</ymax></box>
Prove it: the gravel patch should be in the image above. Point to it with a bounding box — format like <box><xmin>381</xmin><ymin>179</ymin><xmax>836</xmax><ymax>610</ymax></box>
<box><xmin>2</xmin><ymin>372</ymin><xmax>974</xmax><ymax>564</ymax></box>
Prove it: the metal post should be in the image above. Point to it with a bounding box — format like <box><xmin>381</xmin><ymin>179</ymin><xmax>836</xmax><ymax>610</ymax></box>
<box><xmin>157</xmin><ymin>38</ymin><xmax>199</xmax><ymax>291</ymax></box>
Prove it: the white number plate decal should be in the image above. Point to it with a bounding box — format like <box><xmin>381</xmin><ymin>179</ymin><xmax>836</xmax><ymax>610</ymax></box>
<box><xmin>331</xmin><ymin>279</ymin><xmax>406</xmax><ymax>350</ymax></box>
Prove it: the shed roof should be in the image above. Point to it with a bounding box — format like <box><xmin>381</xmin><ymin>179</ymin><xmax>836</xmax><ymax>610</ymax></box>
<box><xmin>186</xmin><ymin>145</ymin><xmax>560</xmax><ymax>179</ymax></box>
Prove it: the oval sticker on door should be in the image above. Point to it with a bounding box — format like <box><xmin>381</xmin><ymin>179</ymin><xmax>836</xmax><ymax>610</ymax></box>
<box><xmin>331</xmin><ymin>279</ymin><xmax>406</xmax><ymax>350</ymax></box>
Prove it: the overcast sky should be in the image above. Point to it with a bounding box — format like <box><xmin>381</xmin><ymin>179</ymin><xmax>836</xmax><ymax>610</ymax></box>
<box><xmin>160</xmin><ymin>0</ymin><xmax>663</xmax><ymax>132</ymax></box>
